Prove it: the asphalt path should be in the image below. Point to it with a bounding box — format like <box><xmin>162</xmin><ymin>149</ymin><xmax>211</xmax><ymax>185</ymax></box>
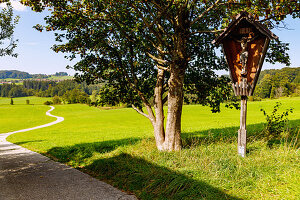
<box><xmin>0</xmin><ymin>106</ymin><xmax>137</xmax><ymax>200</ymax></box>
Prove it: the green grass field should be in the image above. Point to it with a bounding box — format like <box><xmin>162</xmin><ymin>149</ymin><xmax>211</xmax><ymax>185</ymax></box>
<box><xmin>46</xmin><ymin>75</ymin><xmax>73</xmax><ymax>80</ymax></box>
<box><xmin>0</xmin><ymin>96</ymin><xmax>52</xmax><ymax>105</ymax></box>
<box><xmin>0</xmin><ymin>97</ymin><xmax>54</xmax><ymax>133</ymax></box>
<box><xmin>6</xmin><ymin>97</ymin><xmax>300</xmax><ymax>199</ymax></box>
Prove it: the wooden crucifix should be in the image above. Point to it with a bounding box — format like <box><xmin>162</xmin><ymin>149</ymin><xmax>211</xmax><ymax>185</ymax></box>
<box><xmin>212</xmin><ymin>11</ymin><xmax>278</xmax><ymax>157</ymax></box>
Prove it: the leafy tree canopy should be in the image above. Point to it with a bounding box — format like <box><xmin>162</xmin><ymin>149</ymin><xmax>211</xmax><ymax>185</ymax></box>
<box><xmin>0</xmin><ymin>1</ymin><xmax>19</xmax><ymax>57</ymax></box>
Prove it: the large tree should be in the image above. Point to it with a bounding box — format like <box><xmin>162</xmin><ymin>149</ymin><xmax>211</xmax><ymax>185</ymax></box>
<box><xmin>0</xmin><ymin>1</ymin><xmax>19</xmax><ymax>57</ymax></box>
<box><xmin>22</xmin><ymin>0</ymin><xmax>299</xmax><ymax>151</ymax></box>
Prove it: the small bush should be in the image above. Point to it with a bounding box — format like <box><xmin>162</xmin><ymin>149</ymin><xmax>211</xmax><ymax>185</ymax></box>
<box><xmin>26</xmin><ymin>99</ymin><xmax>30</xmax><ymax>105</ymax></box>
<box><xmin>260</xmin><ymin>102</ymin><xmax>293</xmax><ymax>147</ymax></box>
<box><xmin>44</xmin><ymin>100</ymin><xmax>53</xmax><ymax>105</ymax></box>
<box><xmin>52</xmin><ymin>95</ymin><xmax>62</xmax><ymax>104</ymax></box>
<box><xmin>248</xmin><ymin>96</ymin><xmax>261</xmax><ymax>101</ymax></box>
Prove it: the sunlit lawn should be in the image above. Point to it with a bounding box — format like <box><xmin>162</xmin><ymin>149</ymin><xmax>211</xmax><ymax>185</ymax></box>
<box><xmin>0</xmin><ymin>96</ymin><xmax>51</xmax><ymax>105</ymax></box>
<box><xmin>0</xmin><ymin>97</ymin><xmax>54</xmax><ymax>133</ymax></box>
<box><xmin>6</xmin><ymin>97</ymin><xmax>300</xmax><ymax>200</ymax></box>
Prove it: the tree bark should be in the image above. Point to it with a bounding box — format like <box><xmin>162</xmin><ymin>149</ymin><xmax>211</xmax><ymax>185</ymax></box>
<box><xmin>153</xmin><ymin>68</ymin><xmax>166</xmax><ymax>150</ymax></box>
<box><xmin>164</xmin><ymin>65</ymin><xmax>185</xmax><ymax>151</ymax></box>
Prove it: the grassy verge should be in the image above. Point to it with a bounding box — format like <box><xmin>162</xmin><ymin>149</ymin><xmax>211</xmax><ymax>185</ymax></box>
<box><xmin>7</xmin><ymin>97</ymin><xmax>300</xmax><ymax>199</ymax></box>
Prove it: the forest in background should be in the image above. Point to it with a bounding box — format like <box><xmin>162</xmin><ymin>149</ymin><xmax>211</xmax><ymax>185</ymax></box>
<box><xmin>254</xmin><ymin>67</ymin><xmax>299</xmax><ymax>99</ymax></box>
<box><xmin>0</xmin><ymin>70</ymin><xmax>68</xmax><ymax>79</ymax></box>
<box><xmin>0</xmin><ymin>67</ymin><xmax>299</xmax><ymax>105</ymax></box>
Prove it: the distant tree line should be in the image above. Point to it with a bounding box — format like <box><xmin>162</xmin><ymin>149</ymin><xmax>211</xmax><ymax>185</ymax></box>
<box><xmin>0</xmin><ymin>70</ymin><xmax>69</xmax><ymax>79</ymax></box>
<box><xmin>1</xmin><ymin>68</ymin><xmax>298</xmax><ymax>104</ymax></box>
<box><xmin>54</xmin><ymin>72</ymin><xmax>68</xmax><ymax>76</ymax></box>
<box><xmin>254</xmin><ymin>67</ymin><xmax>299</xmax><ymax>99</ymax></box>
<box><xmin>0</xmin><ymin>70</ymin><xmax>32</xmax><ymax>79</ymax></box>
<box><xmin>0</xmin><ymin>80</ymin><xmax>102</xmax><ymax>104</ymax></box>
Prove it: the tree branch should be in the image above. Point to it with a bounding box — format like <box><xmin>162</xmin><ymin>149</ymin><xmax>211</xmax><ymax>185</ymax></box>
<box><xmin>139</xmin><ymin>30</ymin><xmax>170</xmax><ymax>55</ymax></box>
<box><xmin>157</xmin><ymin>64</ymin><xmax>169</xmax><ymax>71</ymax></box>
<box><xmin>191</xmin><ymin>0</ymin><xmax>220</xmax><ymax>26</ymax></box>
<box><xmin>189</xmin><ymin>29</ymin><xmax>224</xmax><ymax>36</ymax></box>
<box><xmin>111</xmin><ymin>51</ymin><xmax>156</xmax><ymax>122</ymax></box>
<box><xmin>259</xmin><ymin>10</ymin><xmax>300</xmax><ymax>23</ymax></box>
<box><xmin>144</xmin><ymin>0</ymin><xmax>174</xmax><ymax>29</ymax></box>
<box><xmin>146</xmin><ymin>52</ymin><xmax>168</xmax><ymax>65</ymax></box>
<box><xmin>132</xmin><ymin>3</ymin><xmax>170</xmax><ymax>49</ymax></box>
<box><xmin>132</xmin><ymin>104</ymin><xmax>150</xmax><ymax>119</ymax></box>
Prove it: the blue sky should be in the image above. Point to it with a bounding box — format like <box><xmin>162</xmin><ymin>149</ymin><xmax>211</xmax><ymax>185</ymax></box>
<box><xmin>0</xmin><ymin>1</ymin><xmax>299</xmax><ymax>76</ymax></box>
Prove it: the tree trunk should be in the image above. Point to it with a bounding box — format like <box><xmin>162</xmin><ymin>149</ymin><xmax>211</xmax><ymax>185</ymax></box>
<box><xmin>153</xmin><ymin>68</ymin><xmax>165</xmax><ymax>150</ymax></box>
<box><xmin>164</xmin><ymin>66</ymin><xmax>185</xmax><ymax>151</ymax></box>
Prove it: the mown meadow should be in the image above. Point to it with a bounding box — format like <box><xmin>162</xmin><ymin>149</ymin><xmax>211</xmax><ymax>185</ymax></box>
<box><xmin>0</xmin><ymin>97</ymin><xmax>53</xmax><ymax>133</ymax></box>
<box><xmin>4</xmin><ymin>97</ymin><xmax>300</xmax><ymax>199</ymax></box>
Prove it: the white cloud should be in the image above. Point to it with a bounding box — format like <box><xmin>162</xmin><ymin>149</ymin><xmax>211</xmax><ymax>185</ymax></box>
<box><xmin>0</xmin><ymin>1</ymin><xmax>27</xmax><ymax>12</ymax></box>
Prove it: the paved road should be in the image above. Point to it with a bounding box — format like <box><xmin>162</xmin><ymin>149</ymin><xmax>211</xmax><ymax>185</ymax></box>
<box><xmin>0</xmin><ymin>106</ymin><xmax>137</xmax><ymax>200</ymax></box>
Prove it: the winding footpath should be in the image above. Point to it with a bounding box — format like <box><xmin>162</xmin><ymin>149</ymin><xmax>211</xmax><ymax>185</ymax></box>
<box><xmin>0</xmin><ymin>106</ymin><xmax>137</xmax><ymax>200</ymax></box>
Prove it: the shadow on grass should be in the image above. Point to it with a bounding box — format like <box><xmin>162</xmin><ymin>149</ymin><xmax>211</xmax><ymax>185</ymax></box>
<box><xmin>181</xmin><ymin>123</ymin><xmax>264</xmax><ymax>148</ymax></box>
<box><xmin>47</xmin><ymin>138</ymin><xmax>141</xmax><ymax>163</ymax></box>
<box><xmin>88</xmin><ymin>153</ymin><xmax>243</xmax><ymax>200</ymax></box>
<box><xmin>14</xmin><ymin>140</ymin><xmax>44</xmax><ymax>146</ymax></box>
<box><xmin>46</xmin><ymin>141</ymin><xmax>242</xmax><ymax>200</ymax></box>
<box><xmin>181</xmin><ymin>119</ymin><xmax>300</xmax><ymax>148</ymax></box>
<box><xmin>43</xmin><ymin>120</ymin><xmax>299</xmax><ymax>199</ymax></box>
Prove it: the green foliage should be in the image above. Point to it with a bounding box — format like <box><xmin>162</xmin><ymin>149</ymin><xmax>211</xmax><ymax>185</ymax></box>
<box><xmin>54</xmin><ymin>72</ymin><xmax>68</xmax><ymax>76</ymax></box>
<box><xmin>265</xmin><ymin>40</ymin><xmax>290</xmax><ymax>66</ymax></box>
<box><xmin>52</xmin><ymin>95</ymin><xmax>61</xmax><ymax>104</ymax></box>
<box><xmin>0</xmin><ymin>70</ymin><xmax>72</xmax><ymax>80</ymax></box>
<box><xmin>255</xmin><ymin>67</ymin><xmax>300</xmax><ymax>99</ymax></box>
<box><xmin>43</xmin><ymin>100</ymin><xmax>53</xmax><ymax>105</ymax></box>
<box><xmin>260</xmin><ymin>102</ymin><xmax>294</xmax><ymax>147</ymax></box>
<box><xmin>0</xmin><ymin>80</ymin><xmax>102</xmax><ymax>104</ymax></box>
<box><xmin>0</xmin><ymin>2</ymin><xmax>19</xmax><ymax>57</ymax></box>
<box><xmin>0</xmin><ymin>70</ymin><xmax>32</xmax><ymax>79</ymax></box>
<box><xmin>62</xmin><ymin>88</ymin><xmax>90</xmax><ymax>104</ymax></box>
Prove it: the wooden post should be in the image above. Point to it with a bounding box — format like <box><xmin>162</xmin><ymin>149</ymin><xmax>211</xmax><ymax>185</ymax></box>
<box><xmin>238</xmin><ymin>95</ymin><xmax>247</xmax><ymax>157</ymax></box>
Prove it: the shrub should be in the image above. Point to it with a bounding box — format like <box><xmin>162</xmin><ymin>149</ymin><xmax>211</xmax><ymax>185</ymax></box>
<box><xmin>260</xmin><ymin>102</ymin><xmax>293</xmax><ymax>147</ymax></box>
<box><xmin>44</xmin><ymin>100</ymin><xmax>53</xmax><ymax>105</ymax></box>
<box><xmin>52</xmin><ymin>95</ymin><xmax>62</xmax><ymax>104</ymax></box>
<box><xmin>26</xmin><ymin>99</ymin><xmax>30</xmax><ymax>105</ymax></box>
<box><xmin>248</xmin><ymin>96</ymin><xmax>261</xmax><ymax>101</ymax></box>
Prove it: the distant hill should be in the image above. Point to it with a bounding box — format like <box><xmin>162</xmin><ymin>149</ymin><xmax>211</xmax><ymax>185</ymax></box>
<box><xmin>0</xmin><ymin>70</ymin><xmax>32</xmax><ymax>79</ymax></box>
<box><xmin>0</xmin><ymin>70</ymin><xmax>71</xmax><ymax>80</ymax></box>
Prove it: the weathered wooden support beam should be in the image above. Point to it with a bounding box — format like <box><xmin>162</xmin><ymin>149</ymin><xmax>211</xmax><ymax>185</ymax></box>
<box><xmin>238</xmin><ymin>95</ymin><xmax>247</xmax><ymax>157</ymax></box>
<box><xmin>232</xmin><ymin>83</ymin><xmax>237</xmax><ymax>96</ymax></box>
